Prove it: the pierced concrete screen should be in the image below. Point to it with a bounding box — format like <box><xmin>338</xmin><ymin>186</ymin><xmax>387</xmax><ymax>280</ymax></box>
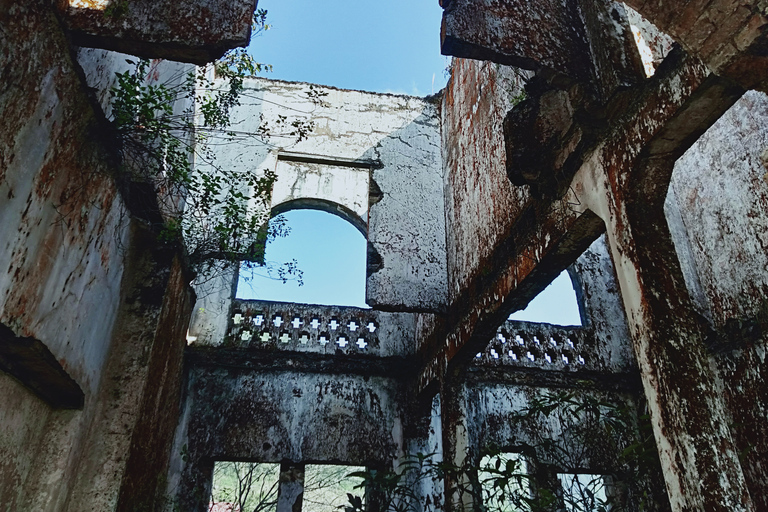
<box><xmin>302</xmin><ymin>464</ymin><xmax>365</xmax><ymax>512</ymax></box>
<box><xmin>236</xmin><ymin>209</ymin><xmax>367</xmax><ymax>307</ymax></box>
<box><xmin>210</xmin><ymin>461</ymin><xmax>279</xmax><ymax>512</ymax></box>
<box><xmin>508</xmin><ymin>270</ymin><xmax>582</xmax><ymax>326</ymax></box>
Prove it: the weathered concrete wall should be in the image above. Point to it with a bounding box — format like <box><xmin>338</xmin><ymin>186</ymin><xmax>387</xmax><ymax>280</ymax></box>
<box><xmin>570</xmin><ymin>235</ymin><xmax>635</xmax><ymax>371</ymax></box>
<box><xmin>442</xmin><ymin>59</ymin><xmax>527</xmax><ymax>305</ymax></box>
<box><xmin>460</xmin><ymin>381</ymin><xmax>667</xmax><ymax>510</ymax></box>
<box><xmin>190</xmin><ymin>77</ymin><xmax>447</xmax><ymax>319</ymax></box>
<box><xmin>440</xmin><ymin>19</ymin><xmax>756</xmax><ymax>508</ymax></box>
<box><xmin>667</xmin><ymin>90</ymin><xmax>768</xmax><ymax>510</ymax></box>
<box><xmin>0</xmin><ymin>8</ymin><xmax>129</xmax><ymax>403</ymax></box>
<box><xmin>171</xmin><ymin>362</ymin><xmax>407</xmax><ymax>511</ymax></box>
<box><xmin>669</xmin><ymin>91</ymin><xmax>768</xmax><ymax>328</ymax></box>
<box><xmin>0</xmin><ymin>2</ymin><xmax>195</xmax><ymax>509</ymax></box>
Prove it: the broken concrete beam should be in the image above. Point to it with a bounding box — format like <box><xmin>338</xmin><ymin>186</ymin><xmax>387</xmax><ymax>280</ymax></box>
<box><xmin>58</xmin><ymin>0</ymin><xmax>258</xmax><ymax>64</ymax></box>
<box><xmin>0</xmin><ymin>323</ymin><xmax>84</xmax><ymax>409</ymax></box>
<box><xmin>441</xmin><ymin>0</ymin><xmax>594</xmax><ymax>83</ymax></box>
<box><xmin>622</xmin><ymin>0</ymin><xmax>768</xmax><ymax>90</ymax></box>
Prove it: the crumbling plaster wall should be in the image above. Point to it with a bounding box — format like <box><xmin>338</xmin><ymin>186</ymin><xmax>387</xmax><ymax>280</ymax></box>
<box><xmin>170</xmin><ymin>364</ymin><xmax>407</xmax><ymax>511</ymax></box>
<box><xmin>0</xmin><ymin>2</ymin><xmax>196</xmax><ymax>509</ymax></box>
<box><xmin>190</xmin><ymin>77</ymin><xmax>447</xmax><ymax>344</ymax></box>
<box><xmin>229</xmin><ymin>78</ymin><xmax>446</xmax><ymax>313</ymax></box>
<box><xmin>666</xmin><ymin>90</ymin><xmax>768</xmax><ymax>510</ymax></box>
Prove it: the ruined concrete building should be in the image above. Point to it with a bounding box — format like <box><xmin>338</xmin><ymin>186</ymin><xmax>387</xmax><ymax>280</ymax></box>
<box><xmin>2</xmin><ymin>0</ymin><xmax>767</xmax><ymax>510</ymax></box>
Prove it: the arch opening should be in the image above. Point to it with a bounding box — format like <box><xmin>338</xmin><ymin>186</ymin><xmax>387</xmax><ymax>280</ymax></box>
<box><xmin>236</xmin><ymin>208</ymin><xmax>368</xmax><ymax>308</ymax></box>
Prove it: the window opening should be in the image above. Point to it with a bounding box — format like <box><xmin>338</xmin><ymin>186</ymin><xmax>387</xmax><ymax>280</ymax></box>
<box><xmin>302</xmin><ymin>464</ymin><xmax>366</xmax><ymax>512</ymax></box>
<box><xmin>237</xmin><ymin>209</ymin><xmax>368</xmax><ymax>308</ymax></box>
<box><xmin>508</xmin><ymin>270</ymin><xmax>582</xmax><ymax>326</ymax></box>
<box><xmin>210</xmin><ymin>461</ymin><xmax>279</xmax><ymax>512</ymax></box>
<box><xmin>557</xmin><ymin>473</ymin><xmax>612</xmax><ymax>512</ymax></box>
<box><xmin>479</xmin><ymin>452</ymin><xmax>531</xmax><ymax>512</ymax></box>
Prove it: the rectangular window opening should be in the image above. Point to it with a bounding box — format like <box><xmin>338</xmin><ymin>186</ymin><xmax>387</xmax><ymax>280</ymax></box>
<box><xmin>210</xmin><ymin>461</ymin><xmax>280</xmax><ymax>512</ymax></box>
<box><xmin>479</xmin><ymin>452</ymin><xmax>531</xmax><ymax>512</ymax></box>
<box><xmin>303</xmin><ymin>464</ymin><xmax>366</xmax><ymax>512</ymax></box>
<box><xmin>557</xmin><ymin>473</ymin><xmax>612</xmax><ymax>512</ymax></box>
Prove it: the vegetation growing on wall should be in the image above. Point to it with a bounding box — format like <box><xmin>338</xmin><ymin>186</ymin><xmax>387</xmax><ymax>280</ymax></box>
<box><xmin>108</xmin><ymin>10</ymin><xmax>319</xmax><ymax>281</ymax></box>
<box><xmin>340</xmin><ymin>392</ymin><xmax>659</xmax><ymax>512</ymax></box>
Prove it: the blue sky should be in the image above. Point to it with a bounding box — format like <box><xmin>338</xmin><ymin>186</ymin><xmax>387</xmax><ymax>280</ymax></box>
<box><xmin>236</xmin><ymin>1</ymin><xmax>582</xmax><ymax>325</ymax></box>
<box><xmin>238</xmin><ymin>210</ymin><xmax>368</xmax><ymax>307</ymax></box>
<box><xmin>247</xmin><ymin>0</ymin><xmax>450</xmax><ymax>95</ymax></box>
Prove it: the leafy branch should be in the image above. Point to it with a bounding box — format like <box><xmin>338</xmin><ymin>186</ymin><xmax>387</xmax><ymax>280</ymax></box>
<box><xmin>107</xmin><ymin>9</ymin><xmax>312</xmax><ymax>282</ymax></box>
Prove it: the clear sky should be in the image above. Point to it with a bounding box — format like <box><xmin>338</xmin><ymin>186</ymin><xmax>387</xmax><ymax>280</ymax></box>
<box><xmin>238</xmin><ymin>210</ymin><xmax>368</xmax><ymax>307</ymax></box>
<box><xmin>247</xmin><ymin>0</ymin><xmax>450</xmax><ymax>95</ymax></box>
<box><xmin>236</xmin><ymin>0</ymin><xmax>583</xmax><ymax>325</ymax></box>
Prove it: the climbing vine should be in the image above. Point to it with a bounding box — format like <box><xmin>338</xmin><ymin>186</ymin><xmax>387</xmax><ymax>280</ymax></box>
<box><xmin>342</xmin><ymin>392</ymin><xmax>660</xmax><ymax>512</ymax></box>
<box><xmin>108</xmin><ymin>10</ymin><xmax>316</xmax><ymax>280</ymax></box>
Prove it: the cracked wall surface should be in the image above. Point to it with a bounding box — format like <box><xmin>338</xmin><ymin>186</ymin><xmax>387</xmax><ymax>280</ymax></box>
<box><xmin>189</xmin><ymin>77</ymin><xmax>447</xmax><ymax>343</ymax></box>
<box><xmin>0</xmin><ymin>1</ymin><xmax>214</xmax><ymax>509</ymax></box>
<box><xmin>3</xmin><ymin>1</ymin><xmax>768</xmax><ymax>511</ymax></box>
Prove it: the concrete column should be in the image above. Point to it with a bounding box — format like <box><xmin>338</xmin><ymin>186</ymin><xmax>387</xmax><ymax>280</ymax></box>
<box><xmin>585</xmin><ymin>160</ymin><xmax>755</xmax><ymax>511</ymax></box>
<box><xmin>276</xmin><ymin>462</ymin><xmax>305</xmax><ymax>512</ymax></box>
<box><xmin>440</xmin><ymin>375</ymin><xmax>477</xmax><ymax>512</ymax></box>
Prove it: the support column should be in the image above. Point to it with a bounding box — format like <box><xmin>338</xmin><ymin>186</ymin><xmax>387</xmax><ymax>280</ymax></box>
<box><xmin>440</xmin><ymin>374</ymin><xmax>477</xmax><ymax>512</ymax></box>
<box><xmin>276</xmin><ymin>462</ymin><xmax>305</xmax><ymax>512</ymax></box>
<box><xmin>590</xmin><ymin>159</ymin><xmax>755</xmax><ymax>511</ymax></box>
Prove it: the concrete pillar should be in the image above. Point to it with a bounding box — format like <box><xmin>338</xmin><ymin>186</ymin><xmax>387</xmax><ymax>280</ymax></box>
<box><xmin>440</xmin><ymin>375</ymin><xmax>476</xmax><ymax>512</ymax></box>
<box><xmin>586</xmin><ymin>160</ymin><xmax>755</xmax><ymax>511</ymax></box>
<box><xmin>59</xmin><ymin>223</ymin><xmax>195</xmax><ymax>511</ymax></box>
<box><xmin>276</xmin><ymin>462</ymin><xmax>304</xmax><ymax>512</ymax></box>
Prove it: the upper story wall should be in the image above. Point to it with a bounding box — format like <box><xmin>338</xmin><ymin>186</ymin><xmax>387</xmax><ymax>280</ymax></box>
<box><xmin>441</xmin><ymin>59</ymin><xmax>529</xmax><ymax>305</ymax></box>
<box><xmin>668</xmin><ymin>91</ymin><xmax>768</xmax><ymax>330</ymax></box>
<box><xmin>191</xmin><ymin>77</ymin><xmax>447</xmax><ymax>346</ymax></box>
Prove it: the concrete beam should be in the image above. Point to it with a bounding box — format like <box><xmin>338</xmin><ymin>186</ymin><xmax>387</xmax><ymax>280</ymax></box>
<box><xmin>418</xmin><ymin>202</ymin><xmax>605</xmax><ymax>393</ymax></box>
<box><xmin>441</xmin><ymin>0</ymin><xmax>594</xmax><ymax>82</ymax></box>
<box><xmin>621</xmin><ymin>0</ymin><xmax>768</xmax><ymax>91</ymax></box>
<box><xmin>58</xmin><ymin>0</ymin><xmax>258</xmax><ymax>64</ymax></box>
<box><xmin>0</xmin><ymin>323</ymin><xmax>84</xmax><ymax>409</ymax></box>
<box><xmin>441</xmin><ymin>0</ymin><xmax>644</xmax><ymax>99</ymax></box>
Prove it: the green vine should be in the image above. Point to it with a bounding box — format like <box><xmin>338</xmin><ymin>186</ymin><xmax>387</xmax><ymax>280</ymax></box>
<box><xmin>344</xmin><ymin>392</ymin><xmax>660</xmax><ymax>512</ymax></box>
<box><xmin>108</xmin><ymin>10</ymin><xmax>312</xmax><ymax>280</ymax></box>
